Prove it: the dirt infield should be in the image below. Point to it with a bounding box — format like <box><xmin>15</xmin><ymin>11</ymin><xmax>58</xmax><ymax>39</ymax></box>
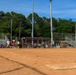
<box><xmin>0</xmin><ymin>48</ymin><xmax>76</xmax><ymax>75</ymax></box>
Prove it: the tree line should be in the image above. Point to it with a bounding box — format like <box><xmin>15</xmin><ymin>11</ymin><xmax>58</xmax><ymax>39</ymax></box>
<box><xmin>0</xmin><ymin>11</ymin><xmax>75</xmax><ymax>40</ymax></box>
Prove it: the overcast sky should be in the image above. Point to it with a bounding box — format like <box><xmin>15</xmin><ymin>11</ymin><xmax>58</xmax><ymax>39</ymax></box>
<box><xmin>0</xmin><ymin>0</ymin><xmax>76</xmax><ymax>21</ymax></box>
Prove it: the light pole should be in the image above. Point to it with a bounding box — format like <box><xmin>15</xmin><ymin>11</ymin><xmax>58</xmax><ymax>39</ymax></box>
<box><xmin>50</xmin><ymin>0</ymin><xmax>53</xmax><ymax>47</ymax></box>
<box><xmin>32</xmin><ymin>0</ymin><xmax>34</xmax><ymax>47</ymax></box>
<box><xmin>75</xmin><ymin>22</ymin><xmax>76</xmax><ymax>44</ymax></box>
<box><xmin>10</xmin><ymin>13</ymin><xmax>12</xmax><ymax>46</ymax></box>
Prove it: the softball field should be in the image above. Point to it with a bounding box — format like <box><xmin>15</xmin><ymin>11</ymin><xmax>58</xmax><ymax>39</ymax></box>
<box><xmin>0</xmin><ymin>48</ymin><xmax>76</xmax><ymax>75</ymax></box>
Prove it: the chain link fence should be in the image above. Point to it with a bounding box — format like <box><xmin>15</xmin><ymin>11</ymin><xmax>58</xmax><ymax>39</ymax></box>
<box><xmin>53</xmin><ymin>33</ymin><xmax>76</xmax><ymax>47</ymax></box>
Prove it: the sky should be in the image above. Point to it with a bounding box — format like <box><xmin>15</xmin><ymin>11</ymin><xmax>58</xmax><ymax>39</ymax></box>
<box><xmin>0</xmin><ymin>0</ymin><xmax>76</xmax><ymax>21</ymax></box>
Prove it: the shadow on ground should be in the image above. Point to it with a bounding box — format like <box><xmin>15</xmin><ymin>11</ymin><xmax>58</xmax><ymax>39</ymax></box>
<box><xmin>0</xmin><ymin>55</ymin><xmax>47</xmax><ymax>75</ymax></box>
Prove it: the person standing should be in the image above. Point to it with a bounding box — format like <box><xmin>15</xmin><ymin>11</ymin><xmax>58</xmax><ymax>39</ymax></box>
<box><xmin>6</xmin><ymin>40</ymin><xmax>10</xmax><ymax>48</ymax></box>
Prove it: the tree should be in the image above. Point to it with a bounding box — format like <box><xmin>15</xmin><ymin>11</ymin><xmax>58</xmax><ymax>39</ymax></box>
<box><xmin>0</xmin><ymin>11</ymin><xmax>75</xmax><ymax>39</ymax></box>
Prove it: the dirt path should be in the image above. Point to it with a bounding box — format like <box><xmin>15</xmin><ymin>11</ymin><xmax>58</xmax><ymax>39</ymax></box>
<box><xmin>0</xmin><ymin>48</ymin><xmax>76</xmax><ymax>75</ymax></box>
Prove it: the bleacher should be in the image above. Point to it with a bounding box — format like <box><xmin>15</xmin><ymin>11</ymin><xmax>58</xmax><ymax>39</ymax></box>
<box><xmin>65</xmin><ymin>37</ymin><xmax>76</xmax><ymax>48</ymax></box>
<box><xmin>0</xmin><ymin>33</ymin><xmax>8</xmax><ymax>47</ymax></box>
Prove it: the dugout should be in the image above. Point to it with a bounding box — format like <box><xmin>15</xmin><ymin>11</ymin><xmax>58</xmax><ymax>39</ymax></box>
<box><xmin>21</xmin><ymin>37</ymin><xmax>51</xmax><ymax>48</ymax></box>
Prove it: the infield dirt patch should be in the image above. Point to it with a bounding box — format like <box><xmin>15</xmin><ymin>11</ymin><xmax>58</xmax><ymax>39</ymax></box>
<box><xmin>0</xmin><ymin>48</ymin><xmax>76</xmax><ymax>75</ymax></box>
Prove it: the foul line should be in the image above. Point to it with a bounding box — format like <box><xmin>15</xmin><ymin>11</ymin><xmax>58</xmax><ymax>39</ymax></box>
<box><xmin>46</xmin><ymin>63</ymin><xmax>76</xmax><ymax>70</ymax></box>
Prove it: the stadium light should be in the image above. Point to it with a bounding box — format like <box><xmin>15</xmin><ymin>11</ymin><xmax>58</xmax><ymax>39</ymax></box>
<box><xmin>50</xmin><ymin>0</ymin><xmax>54</xmax><ymax>47</ymax></box>
<box><xmin>32</xmin><ymin>0</ymin><xmax>34</xmax><ymax>47</ymax></box>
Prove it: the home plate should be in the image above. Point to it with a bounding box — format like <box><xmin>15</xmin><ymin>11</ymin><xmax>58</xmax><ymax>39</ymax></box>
<box><xmin>46</xmin><ymin>63</ymin><xmax>76</xmax><ymax>70</ymax></box>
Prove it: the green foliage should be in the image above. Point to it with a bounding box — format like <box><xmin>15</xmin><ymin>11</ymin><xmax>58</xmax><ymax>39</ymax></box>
<box><xmin>0</xmin><ymin>11</ymin><xmax>75</xmax><ymax>40</ymax></box>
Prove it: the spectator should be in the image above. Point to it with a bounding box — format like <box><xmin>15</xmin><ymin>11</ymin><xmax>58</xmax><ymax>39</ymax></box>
<box><xmin>6</xmin><ymin>40</ymin><xmax>10</xmax><ymax>48</ymax></box>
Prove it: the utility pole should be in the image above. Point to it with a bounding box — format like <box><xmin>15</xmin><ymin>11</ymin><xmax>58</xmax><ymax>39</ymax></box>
<box><xmin>50</xmin><ymin>0</ymin><xmax>53</xmax><ymax>47</ymax></box>
<box><xmin>19</xmin><ymin>22</ymin><xmax>22</xmax><ymax>40</ymax></box>
<box><xmin>32</xmin><ymin>0</ymin><xmax>34</xmax><ymax>47</ymax></box>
